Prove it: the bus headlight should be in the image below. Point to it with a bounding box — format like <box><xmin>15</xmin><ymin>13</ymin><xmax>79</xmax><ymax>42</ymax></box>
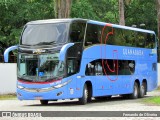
<box><xmin>17</xmin><ymin>85</ymin><xmax>24</xmax><ymax>89</ymax></box>
<box><xmin>54</xmin><ymin>79</ymin><xmax>71</xmax><ymax>89</ymax></box>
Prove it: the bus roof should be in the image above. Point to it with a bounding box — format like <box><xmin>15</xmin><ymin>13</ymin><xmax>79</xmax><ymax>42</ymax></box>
<box><xmin>26</xmin><ymin>18</ymin><xmax>155</xmax><ymax>34</ymax></box>
<box><xmin>26</xmin><ymin>18</ymin><xmax>87</xmax><ymax>25</ymax></box>
<box><xmin>88</xmin><ymin>20</ymin><xmax>155</xmax><ymax>34</ymax></box>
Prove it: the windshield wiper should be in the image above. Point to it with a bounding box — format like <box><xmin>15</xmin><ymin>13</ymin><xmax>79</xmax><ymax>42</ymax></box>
<box><xmin>44</xmin><ymin>76</ymin><xmax>64</xmax><ymax>82</ymax></box>
<box><xmin>36</xmin><ymin>41</ymin><xmax>56</xmax><ymax>45</ymax></box>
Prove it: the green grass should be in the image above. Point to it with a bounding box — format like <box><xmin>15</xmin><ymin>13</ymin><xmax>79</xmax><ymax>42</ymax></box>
<box><xmin>0</xmin><ymin>94</ymin><xmax>16</xmax><ymax>100</ymax></box>
<box><xmin>157</xmin><ymin>86</ymin><xmax>160</xmax><ymax>90</ymax></box>
<box><xmin>143</xmin><ymin>96</ymin><xmax>160</xmax><ymax>106</ymax></box>
<box><xmin>142</xmin><ymin>87</ymin><xmax>160</xmax><ymax>105</ymax></box>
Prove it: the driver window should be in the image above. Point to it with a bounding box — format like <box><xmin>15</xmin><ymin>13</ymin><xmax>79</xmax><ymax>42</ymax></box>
<box><xmin>67</xmin><ymin>59</ymin><xmax>77</xmax><ymax>76</ymax></box>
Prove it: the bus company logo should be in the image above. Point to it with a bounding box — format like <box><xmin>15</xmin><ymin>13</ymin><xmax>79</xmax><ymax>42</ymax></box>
<box><xmin>100</xmin><ymin>24</ymin><xmax>118</xmax><ymax>82</ymax></box>
<box><xmin>33</xmin><ymin>49</ymin><xmax>46</xmax><ymax>54</ymax></box>
<box><xmin>36</xmin><ymin>89</ymin><xmax>40</xmax><ymax>92</ymax></box>
<box><xmin>123</xmin><ymin>48</ymin><xmax>144</xmax><ymax>56</ymax></box>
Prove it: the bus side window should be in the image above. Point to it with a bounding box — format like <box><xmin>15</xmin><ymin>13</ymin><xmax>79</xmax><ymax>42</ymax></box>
<box><xmin>85</xmin><ymin>23</ymin><xmax>100</xmax><ymax>46</ymax></box>
<box><xmin>95</xmin><ymin>62</ymin><xmax>103</xmax><ymax>75</ymax></box>
<box><xmin>85</xmin><ymin>60</ymin><xmax>103</xmax><ymax>76</ymax></box>
<box><xmin>100</xmin><ymin>26</ymin><xmax>115</xmax><ymax>45</ymax></box>
<box><xmin>85</xmin><ymin>63</ymin><xmax>95</xmax><ymax>76</ymax></box>
<box><xmin>70</xmin><ymin>31</ymin><xmax>80</xmax><ymax>42</ymax></box>
<box><xmin>146</xmin><ymin>33</ymin><xmax>155</xmax><ymax>48</ymax></box>
<box><xmin>67</xmin><ymin>59</ymin><xmax>75</xmax><ymax>76</ymax></box>
<box><xmin>69</xmin><ymin>21</ymin><xmax>86</xmax><ymax>43</ymax></box>
<box><xmin>118</xmin><ymin>60</ymin><xmax>135</xmax><ymax>75</ymax></box>
<box><xmin>137</xmin><ymin>32</ymin><xmax>145</xmax><ymax>48</ymax></box>
<box><xmin>119</xmin><ymin>60</ymin><xmax>131</xmax><ymax>75</ymax></box>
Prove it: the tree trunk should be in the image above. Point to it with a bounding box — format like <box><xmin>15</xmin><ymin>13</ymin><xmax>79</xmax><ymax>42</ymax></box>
<box><xmin>157</xmin><ymin>0</ymin><xmax>160</xmax><ymax>62</ymax></box>
<box><xmin>54</xmin><ymin>0</ymin><xmax>72</xmax><ymax>18</ymax></box>
<box><xmin>119</xmin><ymin>0</ymin><xmax>125</xmax><ymax>25</ymax></box>
<box><xmin>157</xmin><ymin>0</ymin><xmax>160</xmax><ymax>40</ymax></box>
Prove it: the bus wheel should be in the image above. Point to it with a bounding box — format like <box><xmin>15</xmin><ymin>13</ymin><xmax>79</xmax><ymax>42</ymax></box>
<box><xmin>79</xmin><ymin>84</ymin><xmax>89</xmax><ymax>105</ymax></box>
<box><xmin>40</xmin><ymin>100</ymin><xmax>48</xmax><ymax>105</ymax></box>
<box><xmin>129</xmin><ymin>82</ymin><xmax>139</xmax><ymax>99</ymax></box>
<box><xmin>139</xmin><ymin>82</ymin><xmax>146</xmax><ymax>98</ymax></box>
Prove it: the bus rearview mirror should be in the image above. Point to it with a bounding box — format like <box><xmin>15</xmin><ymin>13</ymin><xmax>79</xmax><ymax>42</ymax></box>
<box><xmin>59</xmin><ymin>43</ymin><xmax>74</xmax><ymax>62</ymax></box>
<box><xmin>4</xmin><ymin>45</ymin><xmax>18</xmax><ymax>63</ymax></box>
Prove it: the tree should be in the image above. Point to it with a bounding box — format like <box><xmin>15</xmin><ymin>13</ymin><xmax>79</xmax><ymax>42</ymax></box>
<box><xmin>119</xmin><ymin>0</ymin><xmax>125</xmax><ymax>25</ymax></box>
<box><xmin>87</xmin><ymin>0</ymin><xmax>119</xmax><ymax>23</ymax></box>
<box><xmin>157</xmin><ymin>0</ymin><xmax>160</xmax><ymax>40</ymax></box>
<box><xmin>0</xmin><ymin>0</ymin><xmax>54</xmax><ymax>47</ymax></box>
<box><xmin>54</xmin><ymin>0</ymin><xmax>72</xmax><ymax>18</ymax></box>
<box><xmin>71</xmin><ymin>0</ymin><xmax>97</xmax><ymax>20</ymax></box>
<box><xmin>0</xmin><ymin>0</ymin><xmax>158</xmax><ymax>48</ymax></box>
<box><xmin>124</xmin><ymin>0</ymin><xmax>156</xmax><ymax>31</ymax></box>
<box><xmin>157</xmin><ymin>0</ymin><xmax>160</xmax><ymax>61</ymax></box>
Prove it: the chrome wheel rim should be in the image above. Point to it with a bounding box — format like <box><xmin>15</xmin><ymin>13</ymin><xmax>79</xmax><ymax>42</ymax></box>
<box><xmin>134</xmin><ymin>85</ymin><xmax>138</xmax><ymax>97</ymax></box>
<box><xmin>84</xmin><ymin>87</ymin><xmax>88</xmax><ymax>101</ymax></box>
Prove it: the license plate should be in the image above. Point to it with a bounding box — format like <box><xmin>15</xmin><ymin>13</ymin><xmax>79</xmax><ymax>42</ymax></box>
<box><xmin>35</xmin><ymin>96</ymin><xmax>43</xmax><ymax>100</ymax></box>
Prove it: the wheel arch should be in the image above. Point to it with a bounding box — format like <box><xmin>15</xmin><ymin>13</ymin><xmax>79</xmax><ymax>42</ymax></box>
<box><xmin>78</xmin><ymin>80</ymin><xmax>93</xmax><ymax>104</ymax></box>
<box><xmin>134</xmin><ymin>79</ymin><xmax>140</xmax><ymax>88</ymax></box>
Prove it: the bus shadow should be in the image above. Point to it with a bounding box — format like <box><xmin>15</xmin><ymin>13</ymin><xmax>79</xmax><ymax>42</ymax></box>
<box><xmin>27</xmin><ymin>100</ymin><xmax>81</xmax><ymax>107</ymax></box>
<box><xmin>26</xmin><ymin>95</ymin><xmax>153</xmax><ymax>107</ymax></box>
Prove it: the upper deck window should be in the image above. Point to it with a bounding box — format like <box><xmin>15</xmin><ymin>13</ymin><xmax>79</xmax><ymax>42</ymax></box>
<box><xmin>21</xmin><ymin>23</ymin><xmax>69</xmax><ymax>46</ymax></box>
<box><xmin>69</xmin><ymin>21</ymin><xmax>86</xmax><ymax>43</ymax></box>
<box><xmin>84</xmin><ymin>23</ymin><xmax>156</xmax><ymax>49</ymax></box>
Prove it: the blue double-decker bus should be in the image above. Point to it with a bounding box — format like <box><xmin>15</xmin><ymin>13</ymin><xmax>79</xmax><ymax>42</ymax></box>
<box><xmin>4</xmin><ymin>18</ymin><xmax>158</xmax><ymax>105</ymax></box>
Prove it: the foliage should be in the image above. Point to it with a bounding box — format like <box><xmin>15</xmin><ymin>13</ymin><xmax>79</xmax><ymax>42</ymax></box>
<box><xmin>71</xmin><ymin>0</ymin><xmax>119</xmax><ymax>23</ymax></box>
<box><xmin>89</xmin><ymin>0</ymin><xmax>119</xmax><ymax>23</ymax></box>
<box><xmin>71</xmin><ymin>0</ymin><xmax>157</xmax><ymax>32</ymax></box>
<box><xmin>0</xmin><ymin>0</ymin><xmax>158</xmax><ymax>49</ymax></box>
<box><xmin>71</xmin><ymin>0</ymin><xmax>98</xmax><ymax>20</ymax></box>
<box><xmin>125</xmin><ymin>0</ymin><xmax>157</xmax><ymax>32</ymax></box>
<box><xmin>0</xmin><ymin>0</ymin><xmax>54</xmax><ymax>50</ymax></box>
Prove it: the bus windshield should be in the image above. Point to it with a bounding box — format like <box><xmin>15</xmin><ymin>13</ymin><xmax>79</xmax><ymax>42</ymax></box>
<box><xmin>18</xmin><ymin>53</ymin><xmax>65</xmax><ymax>82</ymax></box>
<box><xmin>21</xmin><ymin>23</ymin><xmax>68</xmax><ymax>46</ymax></box>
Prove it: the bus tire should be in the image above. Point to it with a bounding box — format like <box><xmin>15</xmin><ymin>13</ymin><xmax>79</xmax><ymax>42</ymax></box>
<box><xmin>40</xmin><ymin>100</ymin><xmax>48</xmax><ymax>105</ymax></box>
<box><xmin>79</xmin><ymin>84</ymin><xmax>89</xmax><ymax>105</ymax></box>
<box><xmin>139</xmin><ymin>82</ymin><xmax>146</xmax><ymax>98</ymax></box>
<box><xmin>129</xmin><ymin>82</ymin><xmax>139</xmax><ymax>99</ymax></box>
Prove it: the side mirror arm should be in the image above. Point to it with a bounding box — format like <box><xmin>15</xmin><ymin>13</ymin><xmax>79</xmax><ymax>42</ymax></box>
<box><xmin>59</xmin><ymin>43</ymin><xmax>74</xmax><ymax>62</ymax></box>
<box><xmin>4</xmin><ymin>45</ymin><xmax>18</xmax><ymax>63</ymax></box>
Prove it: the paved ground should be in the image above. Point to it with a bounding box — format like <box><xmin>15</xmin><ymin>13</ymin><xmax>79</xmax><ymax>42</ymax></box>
<box><xmin>0</xmin><ymin>90</ymin><xmax>160</xmax><ymax>120</ymax></box>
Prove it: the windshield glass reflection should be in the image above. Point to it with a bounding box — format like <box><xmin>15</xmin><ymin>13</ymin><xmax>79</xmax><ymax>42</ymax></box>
<box><xmin>18</xmin><ymin>53</ymin><xmax>65</xmax><ymax>82</ymax></box>
<box><xmin>21</xmin><ymin>23</ymin><xmax>68</xmax><ymax>46</ymax></box>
